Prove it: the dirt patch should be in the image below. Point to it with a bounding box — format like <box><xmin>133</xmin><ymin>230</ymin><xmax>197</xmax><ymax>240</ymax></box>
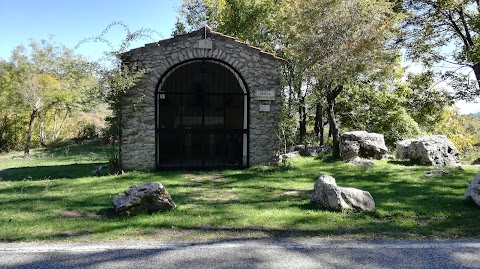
<box><xmin>57</xmin><ymin>210</ymin><xmax>99</xmax><ymax>219</ymax></box>
<box><xmin>276</xmin><ymin>189</ymin><xmax>310</xmax><ymax>198</ymax></box>
<box><xmin>182</xmin><ymin>173</ymin><xmax>238</xmax><ymax>204</ymax></box>
<box><xmin>183</xmin><ymin>173</ymin><xmax>230</xmax><ymax>184</ymax></box>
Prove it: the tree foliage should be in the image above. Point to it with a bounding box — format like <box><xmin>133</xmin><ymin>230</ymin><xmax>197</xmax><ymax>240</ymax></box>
<box><xmin>435</xmin><ymin>108</ymin><xmax>476</xmax><ymax>151</ymax></box>
<box><xmin>287</xmin><ymin>0</ymin><xmax>401</xmax><ymax>157</ymax></box>
<box><xmin>397</xmin><ymin>71</ymin><xmax>453</xmax><ymax>131</ymax></box>
<box><xmin>0</xmin><ymin>39</ymin><xmax>100</xmax><ymax>155</ymax></box>
<box><xmin>403</xmin><ymin>0</ymin><xmax>480</xmax><ymax>99</ymax></box>
<box><xmin>173</xmin><ymin>0</ymin><xmax>474</xmax><ymax>157</ymax></box>
<box><xmin>339</xmin><ymin>84</ymin><xmax>420</xmax><ymax>146</ymax></box>
<box><xmin>77</xmin><ymin>21</ymin><xmax>159</xmax><ymax>171</ymax></box>
<box><xmin>176</xmin><ymin>0</ymin><xmax>281</xmax><ymax>50</ymax></box>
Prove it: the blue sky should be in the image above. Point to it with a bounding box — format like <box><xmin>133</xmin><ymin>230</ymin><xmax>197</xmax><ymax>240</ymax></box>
<box><xmin>0</xmin><ymin>0</ymin><xmax>180</xmax><ymax>61</ymax></box>
<box><xmin>0</xmin><ymin>0</ymin><xmax>478</xmax><ymax>113</ymax></box>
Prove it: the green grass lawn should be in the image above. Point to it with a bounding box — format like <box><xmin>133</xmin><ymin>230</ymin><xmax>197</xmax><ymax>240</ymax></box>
<box><xmin>0</xmin><ymin>142</ymin><xmax>479</xmax><ymax>242</ymax></box>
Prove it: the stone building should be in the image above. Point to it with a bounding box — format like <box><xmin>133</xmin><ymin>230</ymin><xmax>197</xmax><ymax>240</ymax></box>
<box><xmin>120</xmin><ymin>26</ymin><xmax>285</xmax><ymax>170</ymax></box>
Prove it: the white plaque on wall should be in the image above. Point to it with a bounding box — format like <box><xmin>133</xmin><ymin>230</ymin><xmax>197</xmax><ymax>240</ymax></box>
<box><xmin>255</xmin><ymin>89</ymin><xmax>275</xmax><ymax>100</ymax></box>
<box><xmin>259</xmin><ymin>104</ymin><xmax>271</xmax><ymax>112</ymax></box>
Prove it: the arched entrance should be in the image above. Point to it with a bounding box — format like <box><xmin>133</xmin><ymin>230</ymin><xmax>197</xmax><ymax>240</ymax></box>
<box><xmin>156</xmin><ymin>59</ymin><xmax>249</xmax><ymax>168</ymax></box>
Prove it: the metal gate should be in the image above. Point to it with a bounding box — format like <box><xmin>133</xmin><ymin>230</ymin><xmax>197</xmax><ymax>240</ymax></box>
<box><xmin>156</xmin><ymin>59</ymin><xmax>248</xmax><ymax>169</ymax></box>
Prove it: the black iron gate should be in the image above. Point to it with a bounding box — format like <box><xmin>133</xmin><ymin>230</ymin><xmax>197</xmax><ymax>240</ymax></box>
<box><xmin>156</xmin><ymin>59</ymin><xmax>248</xmax><ymax>169</ymax></box>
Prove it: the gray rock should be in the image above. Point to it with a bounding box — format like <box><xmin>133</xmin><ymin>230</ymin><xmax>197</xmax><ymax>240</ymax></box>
<box><xmin>310</xmin><ymin>175</ymin><xmax>375</xmax><ymax>212</ymax></box>
<box><xmin>340</xmin><ymin>131</ymin><xmax>387</xmax><ymax>161</ymax></box>
<box><xmin>340</xmin><ymin>140</ymin><xmax>361</xmax><ymax>160</ymax></box>
<box><xmin>347</xmin><ymin>157</ymin><xmax>375</xmax><ymax>167</ymax></box>
<box><xmin>280</xmin><ymin>145</ymin><xmax>332</xmax><ymax>159</ymax></box>
<box><xmin>92</xmin><ymin>165</ymin><xmax>109</xmax><ymax>176</ymax></box>
<box><xmin>113</xmin><ymin>182</ymin><xmax>176</xmax><ymax>215</ymax></box>
<box><xmin>395</xmin><ymin>135</ymin><xmax>460</xmax><ymax>166</ymax></box>
<box><xmin>395</xmin><ymin>139</ymin><xmax>413</xmax><ymax>160</ymax></box>
<box><xmin>463</xmin><ymin>174</ymin><xmax>480</xmax><ymax>206</ymax></box>
<box><xmin>291</xmin><ymin>145</ymin><xmax>307</xmax><ymax>152</ymax></box>
<box><xmin>279</xmin><ymin>151</ymin><xmax>301</xmax><ymax>160</ymax></box>
<box><xmin>319</xmin><ymin>145</ymin><xmax>333</xmax><ymax>154</ymax></box>
<box><xmin>385</xmin><ymin>154</ymin><xmax>396</xmax><ymax>160</ymax></box>
<box><xmin>424</xmin><ymin>170</ymin><xmax>449</xmax><ymax>177</ymax></box>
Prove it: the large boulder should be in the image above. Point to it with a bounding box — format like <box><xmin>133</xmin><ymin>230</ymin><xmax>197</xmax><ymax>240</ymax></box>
<box><xmin>113</xmin><ymin>182</ymin><xmax>176</xmax><ymax>215</ymax></box>
<box><xmin>310</xmin><ymin>175</ymin><xmax>375</xmax><ymax>212</ymax></box>
<box><xmin>395</xmin><ymin>139</ymin><xmax>413</xmax><ymax>160</ymax></box>
<box><xmin>340</xmin><ymin>131</ymin><xmax>388</xmax><ymax>161</ymax></box>
<box><xmin>396</xmin><ymin>135</ymin><xmax>460</xmax><ymax>166</ymax></box>
<box><xmin>463</xmin><ymin>174</ymin><xmax>480</xmax><ymax>207</ymax></box>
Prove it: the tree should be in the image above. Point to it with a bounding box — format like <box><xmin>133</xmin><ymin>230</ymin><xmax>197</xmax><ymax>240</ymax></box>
<box><xmin>9</xmin><ymin>39</ymin><xmax>98</xmax><ymax>156</ymax></box>
<box><xmin>435</xmin><ymin>108</ymin><xmax>475</xmax><ymax>151</ymax></box>
<box><xmin>172</xmin><ymin>17</ymin><xmax>188</xmax><ymax>36</ymax></box>
<box><xmin>0</xmin><ymin>60</ymin><xmax>25</xmax><ymax>151</ymax></box>
<box><xmin>288</xmin><ymin>0</ymin><xmax>401</xmax><ymax>157</ymax></box>
<box><xmin>21</xmin><ymin>74</ymin><xmax>61</xmax><ymax>152</ymax></box>
<box><xmin>338</xmin><ymin>83</ymin><xmax>421</xmax><ymax>146</ymax></box>
<box><xmin>396</xmin><ymin>71</ymin><xmax>453</xmax><ymax>132</ymax></box>
<box><xmin>176</xmin><ymin>0</ymin><xmax>222</xmax><ymax>31</ymax></box>
<box><xmin>403</xmin><ymin>0</ymin><xmax>480</xmax><ymax>100</ymax></box>
<box><xmin>77</xmin><ymin>21</ymin><xmax>158</xmax><ymax>172</ymax></box>
<box><xmin>176</xmin><ymin>0</ymin><xmax>281</xmax><ymax>50</ymax></box>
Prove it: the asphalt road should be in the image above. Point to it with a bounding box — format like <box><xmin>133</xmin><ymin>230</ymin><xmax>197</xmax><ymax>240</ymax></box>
<box><xmin>0</xmin><ymin>238</ymin><xmax>479</xmax><ymax>269</ymax></box>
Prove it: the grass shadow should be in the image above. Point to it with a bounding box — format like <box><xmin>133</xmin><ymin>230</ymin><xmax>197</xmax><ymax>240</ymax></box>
<box><xmin>97</xmin><ymin>207</ymin><xmax>118</xmax><ymax>219</ymax></box>
<box><xmin>387</xmin><ymin>160</ymin><xmax>420</xmax><ymax>166</ymax></box>
<box><xmin>0</xmin><ymin>163</ymin><xmax>106</xmax><ymax>181</ymax></box>
<box><xmin>315</xmin><ymin>155</ymin><xmax>342</xmax><ymax>163</ymax></box>
<box><xmin>0</xmin><ymin>140</ymin><xmax>109</xmax><ymax>163</ymax></box>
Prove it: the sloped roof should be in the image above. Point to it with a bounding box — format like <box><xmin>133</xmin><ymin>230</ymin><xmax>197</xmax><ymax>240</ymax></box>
<box><xmin>148</xmin><ymin>25</ymin><xmax>286</xmax><ymax>63</ymax></box>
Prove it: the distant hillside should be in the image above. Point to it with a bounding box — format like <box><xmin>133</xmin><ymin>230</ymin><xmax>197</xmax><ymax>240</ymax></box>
<box><xmin>475</xmin><ymin>112</ymin><xmax>480</xmax><ymax>117</ymax></box>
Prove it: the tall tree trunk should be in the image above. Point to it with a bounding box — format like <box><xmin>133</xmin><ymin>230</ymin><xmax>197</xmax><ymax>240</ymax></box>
<box><xmin>298</xmin><ymin>95</ymin><xmax>307</xmax><ymax>146</ymax></box>
<box><xmin>53</xmin><ymin>110</ymin><xmax>69</xmax><ymax>141</ymax></box>
<box><xmin>326</xmin><ymin>85</ymin><xmax>344</xmax><ymax>159</ymax></box>
<box><xmin>24</xmin><ymin>109</ymin><xmax>39</xmax><ymax>157</ymax></box>
<box><xmin>328</xmin><ymin>122</ymin><xmax>332</xmax><ymax>138</ymax></box>
<box><xmin>473</xmin><ymin>63</ymin><xmax>480</xmax><ymax>88</ymax></box>
<box><xmin>39</xmin><ymin>114</ymin><xmax>46</xmax><ymax>147</ymax></box>
<box><xmin>326</xmin><ymin>96</ymin><xmax>339</xmax><ymax>158</ymax></box>
<box><xmin>314</xmin><ymin>102</ymin><xmax>324</xmax><ymax>146</ymax></box>
<box><xmin>287</xmin><ymin>74</ymin><xmax>294</xmax><ymax>113</ymax></box>
<box><xmin>52</xmin><ymin>109</ymin><xmax>57</xmax><ymax>141</ymax></box>
<box><xmin>320</xmin><ymin>121</ymin><xmax>325</xmax><ymax>146</ymax></box>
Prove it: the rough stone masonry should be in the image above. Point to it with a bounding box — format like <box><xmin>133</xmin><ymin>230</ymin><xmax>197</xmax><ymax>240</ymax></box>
<box><xmin>119</xmin><ymin>26</ymin><xmax>285</xmax><ymax>171</ymax></box>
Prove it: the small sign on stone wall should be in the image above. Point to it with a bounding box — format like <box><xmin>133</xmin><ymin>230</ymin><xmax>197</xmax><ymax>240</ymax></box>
<box><xmin>255</xmin><ymin>89</ymin><xmax>275</xmax><ymax>100</ymax></box>
<box><xmin>259</xmin><ymin>104</ymin><xmax>271</xmax><ymax>112</ymax></box>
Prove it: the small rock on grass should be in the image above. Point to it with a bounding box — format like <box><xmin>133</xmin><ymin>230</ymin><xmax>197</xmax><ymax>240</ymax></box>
<box><xmin>347</xmin><ymin>157</ymin><xmax>374</xmax><ymax>167</ymax></box>
<box><xmin>92</xmin><ymin>165</ymin><xmax>109</xmax><ymax>176</ymax></box>
<box><xmin>113</xmin><ymin>182</ymin><xmax>176</xmax><ymax>215</ymax></box>
<box><xmin>310</xmin><ymin>175</ymin><xmax>375</xmax><ymax>212</ymax></box>
<box><xmin>424</xmin><ymin>170</ymin><xmax>449</xmax><ymax>177</ymax></box>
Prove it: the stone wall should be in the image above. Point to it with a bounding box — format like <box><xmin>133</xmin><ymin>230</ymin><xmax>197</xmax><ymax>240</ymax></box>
<box><xmin>120</xmin><ymin>27</ymin><xmax>284</xmax><ymax>171</ymax></box>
